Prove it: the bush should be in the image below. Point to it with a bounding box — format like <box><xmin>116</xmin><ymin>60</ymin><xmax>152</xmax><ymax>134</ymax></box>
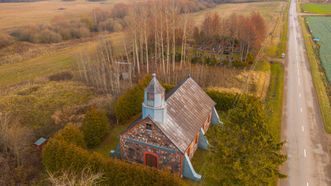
<box><xmin>206</xmin><ymin>90</ymin><xmax>239</xmax><ymax>112</ymax></box>
<box><xmin>42</xmin><ymin>137</ymin><xmax>185</xmax><ymax>186</ymax></box>
<box><xmin>81</xmin><ymin>108</ymin><xmax>109</xmax><ymax>148</ymax></box>
<box><xmin>232</xmin><ymin>60</ymin><xmax>248</xmax><ymax>68</ymax></box>
<box><xmin>35</xmin><ymin>29</ymin><xmax>62</xmax><ymax>43</ymax></box>
<box><xmin>203</xmin><ymin>96</ymin><xmax>286</xmax><ymax>185</ymax></box>
<box><xmin>0</xmin><ymin>33</ymin><xmax>14</xmax><ymax>48</ymax></box>
<box><xmin>48</xmin><ymin>71</ymin><xmax>73</xmax><ymax>81</ymax></box>
<box><xmin>113</xmin><ymin>76</ymin><xmax>151</xmax><ymax>123</ymax></box>
<box><xmin>54</xmin><ymin>124</ymin><xmax>86</xmax><ymax>148</ymax></box>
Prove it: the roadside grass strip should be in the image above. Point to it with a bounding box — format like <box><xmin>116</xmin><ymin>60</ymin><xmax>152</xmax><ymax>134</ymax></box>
<box><xmin>300</xmin><ymin>17</ymin><xmax>331</xmax><ymax>133</ymax></box>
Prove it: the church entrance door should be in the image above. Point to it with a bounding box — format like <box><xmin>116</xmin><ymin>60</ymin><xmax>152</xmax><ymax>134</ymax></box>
<box><xmin>144</xmin><ymin>152</ymin><xmax>158</xmax><ymax>168</ymax></box>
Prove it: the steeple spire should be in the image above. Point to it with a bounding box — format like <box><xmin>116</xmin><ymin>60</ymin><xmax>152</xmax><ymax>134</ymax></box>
<box><xmin>142</xmin><ymin>73</ymin><xmax>167</xmax><ymax>124</ymax></box>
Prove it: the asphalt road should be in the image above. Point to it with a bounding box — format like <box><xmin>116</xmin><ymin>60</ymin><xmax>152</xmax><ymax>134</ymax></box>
<box><xmin>280</xmin><ymin>0</ymin><xmax>331</xmax><ymax>185</ymax></box>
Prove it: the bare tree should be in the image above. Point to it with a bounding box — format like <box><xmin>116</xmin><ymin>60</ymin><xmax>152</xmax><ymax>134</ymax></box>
<box><xmin>47</xmin><ymin>168</ymin><xmax>104</xmax><ymax>186</ymax></box>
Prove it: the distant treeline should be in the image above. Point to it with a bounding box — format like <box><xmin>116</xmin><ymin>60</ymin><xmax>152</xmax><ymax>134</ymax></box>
<box><xmin>0</xmin><ymin>0</ymin><xmax>42</xmax><ymax>2</ymax></box>
<box><xmin>10</xmin><ymin>4</ymin><xmax>128</xmax><ymax>43</ymax></box>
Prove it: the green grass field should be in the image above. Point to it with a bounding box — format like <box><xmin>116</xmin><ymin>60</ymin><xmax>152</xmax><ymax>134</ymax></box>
<box><xmin>302</xmin><ymin>3</ymin><xmax>331</xmax><ymax>14</ymax></box>
<box><xmin>265</xmin><ymin>63</ymin><xmax>284</xmax><ymax>141</ymax></box>
<box><xmin>306</xmin><ymin>16</ymin><xmax>331</xmax><ymax>83</ymax></box>
<box><xmin>301</xmin><ymin>17</ymin><xmax>331</xmax><ymax>133</ymax></box>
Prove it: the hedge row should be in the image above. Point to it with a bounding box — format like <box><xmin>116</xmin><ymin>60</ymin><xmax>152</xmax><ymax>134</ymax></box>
<box><xmin>206</xmin><ymin>90</ymin><xmax>240</xmax><ymax>112</ymax></box>
<box><xmin>113</xmin><ymin>76</ymin><xmax>151</xmax><ymax>123</ymax></box>
<box><xmin>82</xmin><ymin>108</ymin><xmax>109</xmax><ymax>148</ymax></box>
<box><xmin>42</xmin><ymin>137</ymin><xmax>185</xmax><ymax>186</ymax></box>
<box><xmin>206</xmin><ymin>89</ymin><xmax>257</xmax><ymax>112</ymax></box>
<box><xmin>53</xmin><ymin>124</ymin><xmax>86</xmax><ymax>148</ymax></box>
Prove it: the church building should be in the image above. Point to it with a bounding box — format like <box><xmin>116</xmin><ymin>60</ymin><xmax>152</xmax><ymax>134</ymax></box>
<box><xmin>119</xmin><ymin>73</ymin><xmax>221</xmax><ymax>181</ymax></box>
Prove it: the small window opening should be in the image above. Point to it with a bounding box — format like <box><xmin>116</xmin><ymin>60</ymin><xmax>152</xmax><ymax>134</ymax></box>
<box><xmin>146</xmin><ymin>123</ymin><xmax>152</xmax><ymax>130</ymax></box>
<box><xmin>128</xmin><ymin>148</ymin><xmax>135</xmax><ymax>159</ymax></box>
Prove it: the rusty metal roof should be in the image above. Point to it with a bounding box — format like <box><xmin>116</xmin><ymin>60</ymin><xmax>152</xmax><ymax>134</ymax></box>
<box><xmin>157</xmin><ymin>77</ymin><xmax>216</xmax><ymax>153</ymax></box>
<box><xmin>145</xmin><ymin>73</ymin><xmax>165</xmax><ymax>94</ymax></box>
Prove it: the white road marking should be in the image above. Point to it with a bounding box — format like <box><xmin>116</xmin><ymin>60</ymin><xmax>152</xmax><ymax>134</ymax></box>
<box><xmin>300</xmin><ymin>108</ymin><xmax>303</xmax><ymax>112</ymax></box>
<box><xmin>304</xmin><ymin>149</ymin><xmax>307</xmax><ymax>157</ymax></box>
<box><xmin>307</xmin><ymin>181</ymin><xmax>309</xmax><ymax>186</ymax></box>
<box><xmin>302</xmin><ymin>125</ymin><xmax>305</xmax><ymax>132</ymax></box>
<box><xmin>299</xmin><ymin>93</ymin><xmax>301</xmax><ymax>98</ymax></box>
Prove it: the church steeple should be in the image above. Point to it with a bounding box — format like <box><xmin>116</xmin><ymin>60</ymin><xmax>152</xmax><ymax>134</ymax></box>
<box><xmin>142</xmin><ymin>73</ymin><xmax>167</xmax><ymax>124</ymax></box>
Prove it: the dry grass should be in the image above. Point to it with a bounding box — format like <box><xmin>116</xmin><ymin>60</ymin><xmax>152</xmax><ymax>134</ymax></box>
<box><xmin>192</xmin><ymin>1</ymin><xmax>286</xmax><ymax>29</ymax></box>
<box><xmin>0</xmin><ymin>32</ymin><xmax>124</xmax><ymax>89</ymax></box>
<box><xmin>0</xmin><ymin>0</ymin><xmax>135</xmax><ymax>32</ymax></box>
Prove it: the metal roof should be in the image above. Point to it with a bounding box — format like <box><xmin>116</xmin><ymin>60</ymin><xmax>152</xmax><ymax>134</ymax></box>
<box><xmin>34</xmin><ymin>137</ymin><xmax>47</xmax><ymax>146</ymax></box>
<box><xmin>158</xmin><ymin>77</ymin><xmax>216</xmax><ymax>153</ymax></box>
<box><xmin>122</xmin><ymin>76</ymin><xmax>216</xmax><ymax>153</ymax></box>
<box><xmin>145</xmin><ymin>73</ymin><xmax>165</xmax><ymax>94</ymax></box>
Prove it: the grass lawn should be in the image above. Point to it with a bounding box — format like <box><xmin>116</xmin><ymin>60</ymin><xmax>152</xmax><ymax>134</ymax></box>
<box><xmin>92</xmin><ymin>115</ymin><xmax>139</xmax><ymax>156</ymax></box>
<box><xmin>265</xmin><ymin>63</ymin><xmax>284</xmax><ymax>141</ymax></box>
<box><xmin>302</xmin><ymin>3</ymin><xmax>331</xmax><ymax>14</ymax></box>
<box><xmin>300</xmin><ymin>17</ymin><xmax>331</xmax><ymax>133</ymax></box>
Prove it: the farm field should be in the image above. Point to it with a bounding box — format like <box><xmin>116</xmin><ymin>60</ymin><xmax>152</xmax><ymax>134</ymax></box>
<box><xmin>306</xmin><ymin>16</ymin><xmax>331</xmax><ymax>83</ymax></box>
<box><xmin>302</xmin><ymin>3</ymin><xmax>331</xmax><ymax>14</ymax></box>
<box><xmin>0</xmin><ymin>0</ymin><xmax>135</xmax><ymax>31</ymax></box>
<box><xmin>193</xmin><ymin>1</ymin><xmax>286</xmax><ymax>27</ymax></box>
<box><xmin>0</xmin><ymin>32</ymin><xmax>124</xmax><ymax>90</ymax></box>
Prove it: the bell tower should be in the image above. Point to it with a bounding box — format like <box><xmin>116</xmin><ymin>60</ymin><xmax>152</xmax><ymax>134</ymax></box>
<box><xmin>142</xmin><ymin>73</ymin><xmax>167</xmax><ymax>124</ymax></box>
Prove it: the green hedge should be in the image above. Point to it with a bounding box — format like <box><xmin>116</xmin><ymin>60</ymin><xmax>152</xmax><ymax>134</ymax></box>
<box><xmin>82</xmin><ymin>108</ymin><xmax>110</xmax><ymax>148</ymax></box>
<box><xmin>54</xmin><ymin>124</ymin><xmax>86</xmax><ymax>148</ymax></box>
<box><xmin>206</xmin><ymin>90</ymin><xmax>240</xmax><ymax>112</ymax></box>
<box><xmin>113</xmin><ymin>76</ymin><xmax>151</xmax><ymax>123</ymax></box>
<box><xmin>42</xmin><ymin>137</ymin><xmax>185</xmax><ymax>186</ymax></box>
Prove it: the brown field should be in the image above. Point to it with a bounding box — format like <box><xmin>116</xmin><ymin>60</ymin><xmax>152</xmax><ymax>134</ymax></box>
<box><xmin>0</xmin><ymin>0</ymin><xmax>135</xmax><ymax>31</ymax></box>
<box><xmin>193</xmin><ymin>1</ymin><xmax>286</xmax><ymax>28</ymax></box>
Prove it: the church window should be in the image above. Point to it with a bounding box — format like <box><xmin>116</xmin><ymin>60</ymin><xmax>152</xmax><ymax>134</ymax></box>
<box><xmin>146</xmin><ymin>123</ymin><xmax>152</xmax><ymax>130</ymax></box>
